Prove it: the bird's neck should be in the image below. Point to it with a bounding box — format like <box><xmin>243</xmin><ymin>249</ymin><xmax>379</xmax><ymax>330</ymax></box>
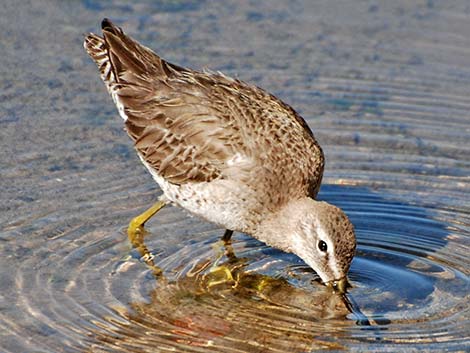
<box><xmin>253</xmin><ymin>197</ymin><xmax>311</xmax><ymax>253</ymax></box>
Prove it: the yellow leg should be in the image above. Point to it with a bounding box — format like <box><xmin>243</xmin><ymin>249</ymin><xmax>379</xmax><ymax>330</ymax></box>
<box><xmin>127</xmin><ymin>200</ymin><xmax>166</xmax><ymax>276</ymax></box>
<box><xmin>204</xmin><ymin>240</ymin><xmax>245</xmax><ymax>289</ymax></box>
<box><xmin>206</xmin><ymin>240</ymin><xmax>235</xmax><ymax>287</ymax></box>
<box><xmin>128</xmin><ymin>200</ymin><xmax>166</xmax><ymax>236</ymax></box>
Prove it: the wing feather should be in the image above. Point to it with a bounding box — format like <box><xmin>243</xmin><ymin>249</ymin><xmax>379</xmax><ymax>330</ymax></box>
<box><xmin>84</xmin><ymin>19</ymin><xmax>324</xmax><ymax>197</ymax></box>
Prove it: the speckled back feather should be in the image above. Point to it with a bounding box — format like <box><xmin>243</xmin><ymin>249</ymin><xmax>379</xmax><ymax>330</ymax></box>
<box><xmin>84</xmin><ymin>19</ymin><xmax>324</xmax><ymax>205</ymax></box>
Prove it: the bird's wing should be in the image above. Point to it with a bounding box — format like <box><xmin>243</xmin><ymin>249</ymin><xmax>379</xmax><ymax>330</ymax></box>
<box><xmin>84</xmin><ymin>19</ymin><xmax>323</xmax><ymax>191</ymax></box>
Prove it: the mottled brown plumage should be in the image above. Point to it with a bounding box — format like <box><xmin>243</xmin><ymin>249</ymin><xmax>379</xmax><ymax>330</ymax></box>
<box><xmin>84</xmin><ymin>19</ymin><xmax>355</xmax><ymax>288</ymax></box>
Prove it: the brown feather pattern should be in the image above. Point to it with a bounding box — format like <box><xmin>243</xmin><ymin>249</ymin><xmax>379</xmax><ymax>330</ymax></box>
<box><xmin>83</xmin><ymin>20</ymin><xmax>358</xmax><ymax>285</ymax></box>
<box><xmin>83</xmin><ymin>19</ymin><xmax>324</xmax><ymax>208</ymax></box>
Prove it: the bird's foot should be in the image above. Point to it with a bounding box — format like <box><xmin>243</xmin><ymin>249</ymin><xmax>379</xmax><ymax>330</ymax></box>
<box><xmin>127</xmin><ymin>219</ymin><xmax>162</xmax><ymax>278</ymax></box>
<box><xmin>125</xmin><ymin>200</ymin><xmax>167</xmax><ymax>278</ymax></box>
<box><xmin>200</xmin><ymin>240</ymin><xmax>235</xmax><ymax>288</ymax></box>
<box><xmin>206</xmin><ymin>265</ymin><xmax>237</xmax><ymax>288</ymax></box>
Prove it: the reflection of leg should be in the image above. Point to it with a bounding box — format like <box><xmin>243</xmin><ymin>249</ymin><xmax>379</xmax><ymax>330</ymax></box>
<box><xmin>221</xmin><ymin>229</ymin><xmax>233</xmax><ymax>243</ymax></box>
<box><xmin>127</xmin><ymin>200</ymin><xmax>167</xmax><ymax>276</ymax></box>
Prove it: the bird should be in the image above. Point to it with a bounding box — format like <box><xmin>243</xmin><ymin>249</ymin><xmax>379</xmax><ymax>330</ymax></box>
<box><xmin>84</xmin><ymin>19</ymin><xmax>356</xmax><ymax>293</ymax></box>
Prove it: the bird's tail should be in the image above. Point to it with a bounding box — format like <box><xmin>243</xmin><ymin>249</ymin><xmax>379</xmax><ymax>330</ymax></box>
<box><xmin>83</xmin><ymin>18</ymin><xmax>186</xmax><ymax>122</ymax></box>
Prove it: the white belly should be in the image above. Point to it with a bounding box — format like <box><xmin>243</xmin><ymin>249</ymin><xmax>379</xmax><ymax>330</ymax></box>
<box><xmin>138</xmin><ymin>156</ymin><xmax>257</xmax><ymax>233</ymax></box>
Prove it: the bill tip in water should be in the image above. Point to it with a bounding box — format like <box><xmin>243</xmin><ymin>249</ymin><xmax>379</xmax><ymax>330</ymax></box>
<box><xmin>326</xmin><ymin>277</ymin><xmax>350</xmax><ymax>294</ymax></box>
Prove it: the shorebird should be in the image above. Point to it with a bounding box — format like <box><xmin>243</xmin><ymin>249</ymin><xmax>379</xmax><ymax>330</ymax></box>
<box><xmin>84</xmin><ymin>19</ymin><xmax>356</xmax><ymax>292</ymax></box>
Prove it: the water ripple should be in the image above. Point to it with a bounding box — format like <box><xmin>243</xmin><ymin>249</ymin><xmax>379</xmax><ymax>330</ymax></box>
<box><xmin>1</xmin><ymin>1</ymin><xmax>470</xmax><ymax>352</ymax></box>
<box><xmin>4</xmin><ymin>185</ymin><xmax>467</xmax><ymax>352</ymax></box>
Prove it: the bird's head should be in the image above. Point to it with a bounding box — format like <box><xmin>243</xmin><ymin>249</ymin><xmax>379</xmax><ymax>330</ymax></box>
<box><xmin>257</xmin><ymin>198</ymin><xmax>356</xmax><ymax>293</ymax></box>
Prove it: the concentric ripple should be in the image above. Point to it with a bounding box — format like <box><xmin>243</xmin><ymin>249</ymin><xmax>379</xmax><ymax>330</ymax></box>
<box><xmin>1</xmin><ymin>1</ymin><xmax>470</xmax><ymax>352</ymax></box>
<box><xmin>2</xmin><ymin>186</ymin><xmax>468</xmax><ymax>352</ymax></box>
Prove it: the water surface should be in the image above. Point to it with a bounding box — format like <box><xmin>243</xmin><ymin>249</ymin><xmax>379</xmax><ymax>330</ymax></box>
<box><xmin>1</xmin><ymin>1</ymin><xmax>469</xmax><ymax>352</ymax></box>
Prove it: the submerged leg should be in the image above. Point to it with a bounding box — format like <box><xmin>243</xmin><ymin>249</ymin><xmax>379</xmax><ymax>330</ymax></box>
<box><xmin>205</xmin><ymin>239</ymin><xmax>247</xmax><ymax>289</ymax></box>
<box><xmin>127</xmin><ymin>200</ymin><xmax>166</xmax><ymax>276</ymax></box>
<box><xmin>221</xmin><ymin>229</ymin><xmax>233</xmax><ymax>243</ymax></box>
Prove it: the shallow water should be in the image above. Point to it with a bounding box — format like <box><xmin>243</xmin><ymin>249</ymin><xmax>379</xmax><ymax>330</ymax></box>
<box><xmin>1</xmin><ymin>0</ymin><xmax>469</xmax><ymax>352</ymax></box>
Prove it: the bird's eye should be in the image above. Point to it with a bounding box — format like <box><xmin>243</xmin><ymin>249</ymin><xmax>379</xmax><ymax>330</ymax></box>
<box><xmin>318</xmin><ymin>240</ymin><xmax>328</xmax><ymax>252</ymax></box>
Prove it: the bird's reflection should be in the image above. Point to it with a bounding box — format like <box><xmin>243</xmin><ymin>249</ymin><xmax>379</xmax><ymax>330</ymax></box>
<box><xmin>92</xmin><ymin>240</ymin><xmax>373</xmax><ymax>352</ymax></box>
